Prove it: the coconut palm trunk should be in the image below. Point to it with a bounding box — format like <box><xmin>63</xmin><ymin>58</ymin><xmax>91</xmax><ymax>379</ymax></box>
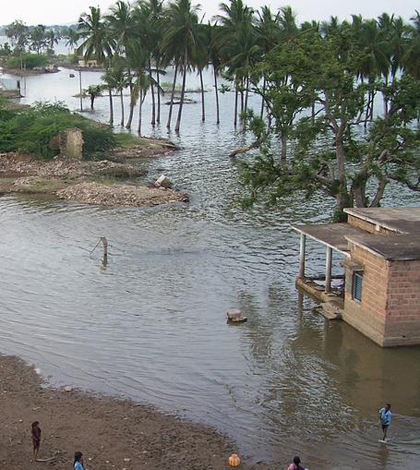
<box><xmin>120</xmin><ymin>89</ymin><xmax>125</xmax><ymax>126</ymax></box>
<box><xmin>175</xmin><ymin>51</ymin><xmax>188</xmax><ymax>133</ymax></box>
<box><xmin>108</xmin><ymin>88</ymin><xmax>114</xmax><ymax>125</ymax></box>
<box><xmin>166</xmin><ymin>62</ymin><xmax>179</xmax><ymax>129</ymax></box>
<box><xmin>234</xmin><ymin>86</ymin><xmax>238</xmax><ymax>127</ymax></box>
<box><xmin>149</xmin><ymin>60</ymin><xmax>156</xmax><ymax>125</ymax></box>
<box><xmin>126</xmin><ymin>76</ymin><xmax>135</xmax><ymax>129</ymax></box>
<box><xmin>138</xmin><ymin>88</ymin><xmax>143</xmax><ymax>136</ymax></box>
<box><xmin>156</xmin><ymin>63</ymin><xmax>161</xmax><ymax>124</ymax></box>
<box><xmin>199</xmin><ymin>68</ymin><xmax>205</xmax><ymax>122</ymax></box>
<box><xmin>214</xmin><ymin>67</ymin><xmax>220</xmax><ymax>124</ymax></box>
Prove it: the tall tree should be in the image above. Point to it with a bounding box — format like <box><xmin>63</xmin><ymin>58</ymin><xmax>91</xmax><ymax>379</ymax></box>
<box><xmin>162</xmin><ymin>0</ymin><xmax>201</xmax><ymax>132</ymax></box>
<box><xmin>77</xmin><ymin>6</ymin><xmax>115</xmax><ymax>67</ymax></box>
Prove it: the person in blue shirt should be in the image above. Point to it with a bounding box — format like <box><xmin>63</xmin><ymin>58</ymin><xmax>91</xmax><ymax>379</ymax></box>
<box><xmin>379</xmin><ymin>403</ymin><xmax>392</xmax><ymax>441</ymax></box>
<box><xmin>74</xmin><ymin>451</ymin><xmax>85</xmax><ymax>470</ymax></box>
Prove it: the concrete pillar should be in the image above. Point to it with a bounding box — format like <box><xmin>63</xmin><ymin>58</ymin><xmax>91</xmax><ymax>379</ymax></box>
<box><xmin>298</xmin><ymin>234</ymin><xmax>306</xmax><ymax>279</ymax></box>
<box><xmin>325</xmin><ymin>246</ymin><xmax>332</xmax><ymax>293</ymax></box>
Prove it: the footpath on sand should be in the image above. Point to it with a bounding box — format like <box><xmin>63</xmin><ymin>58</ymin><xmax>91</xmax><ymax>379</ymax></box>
<box><xmin>0</xmin><ymin>355</ymin><xmax>274</xmax><ymax>470</ymax></box>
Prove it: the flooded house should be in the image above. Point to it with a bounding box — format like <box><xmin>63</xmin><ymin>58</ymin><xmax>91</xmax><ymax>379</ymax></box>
<box><xmin>293</xmin><ymin>207</ymin><xmax>420</xmax><ymax>347</ymax></box>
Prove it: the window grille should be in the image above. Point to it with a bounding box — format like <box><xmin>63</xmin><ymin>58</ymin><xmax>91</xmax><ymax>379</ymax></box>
<box><xmin>353</xmin><ymin>271</ymin><xmax>363</xmax><ymax>301</ymax></box>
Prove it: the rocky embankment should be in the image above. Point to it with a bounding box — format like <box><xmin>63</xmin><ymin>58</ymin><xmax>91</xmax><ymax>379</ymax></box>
<box><xmin>0</xmin><ymin>152</ymin><xmax>187</xmax><ymax>207</ymax></box>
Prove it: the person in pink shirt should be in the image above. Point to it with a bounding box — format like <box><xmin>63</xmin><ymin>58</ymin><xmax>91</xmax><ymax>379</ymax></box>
<box><xmin>287</xmin><ymin>456</ymin><xmax>305</xmax><ymax>470</ymax></box>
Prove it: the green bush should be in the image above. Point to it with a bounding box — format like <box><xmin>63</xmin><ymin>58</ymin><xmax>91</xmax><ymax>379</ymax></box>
<box><xmin>0</xmin><ymin>101</ymin><xmax>116</xmax><ymax>159</ymax></box>
<box><xmin>7</xmin><ymin>53</ymin><xmax>48</xmax><ymax>69</ymax></box>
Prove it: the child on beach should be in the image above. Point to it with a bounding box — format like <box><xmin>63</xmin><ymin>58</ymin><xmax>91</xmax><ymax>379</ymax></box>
<box><xmin>74</xmin><ymin>451</ymin><xmax>85</xmax><ymax>470</ymax></box>
<box><xmin>287</xmin><ymin>456</ymin><xmax>307</xmax><ymax>470</ymax></box>
<box><xmin>31</xmin><ymin>421</ymin><xmax>41</xmax><ymax>460</ymax></box>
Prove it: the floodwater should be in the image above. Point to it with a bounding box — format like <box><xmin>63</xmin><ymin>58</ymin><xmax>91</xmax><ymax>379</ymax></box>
<box><xmin>1</xmin><ymin>67</ymin><xmax>420</xmax><ymax>470</ymax></box>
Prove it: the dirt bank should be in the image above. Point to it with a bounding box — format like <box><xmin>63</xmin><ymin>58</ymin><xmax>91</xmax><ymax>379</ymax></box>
<box><xmin>58</xmin><ymin>181</ymin><xmax>188</xmax><ymax>207</ymax></box>
<box><xmin>0</xmin><ymin>153</ymin><xmax>187</xmax><ymax>208</ymax></box>
<box><xmin>0</xmin><ymin>355</ymin><xmax>271</xmax><ymax>470</ymax></box>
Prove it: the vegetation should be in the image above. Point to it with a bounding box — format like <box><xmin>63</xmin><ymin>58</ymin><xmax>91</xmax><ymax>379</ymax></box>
<box><xmin>2</xmin><ymin>4</ymin><xmax>420</xmax><ymax>214</ymax></box>
<box><xmin>0</xmin><ymin>102</ymin><xmax>116</xmax><ymax>159</ymax></box>
<box><xmin>240</xmin><ymin>11</ymin><xmax>420</xmax><ymax>218</ymax></box>
<box><xmin>6</xmin><ymin>52</ymin><xmax>48</xmax><ymax>70</ymax></box>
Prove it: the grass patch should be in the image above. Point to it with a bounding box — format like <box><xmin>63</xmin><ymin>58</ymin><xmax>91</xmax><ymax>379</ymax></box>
<box><xmin>0</xmin><ymin>101</ymin><xmax>116</xmax><ymax>159</ymax></box>
<box><xmin>114</xmin><ymin>132</ymin><xmax>147</xmax><ymax>149</ymax></box>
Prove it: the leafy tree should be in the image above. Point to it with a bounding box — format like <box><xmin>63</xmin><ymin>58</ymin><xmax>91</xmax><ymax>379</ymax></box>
<box><xmin>242</xmin><ymin>31</ymin><xmax>420</xmax><ymax>219</ymax></box>
<box><xmin>5</xmin><ymin>20</ymin><xmax>28</xmax><ymax>51</ymax></box>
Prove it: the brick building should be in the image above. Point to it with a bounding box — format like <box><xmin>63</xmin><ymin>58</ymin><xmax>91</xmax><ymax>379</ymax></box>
<box><xmin>292</xmin><ymin>207</ymin><xmax>420</xmax><ymax>347</ymax></box>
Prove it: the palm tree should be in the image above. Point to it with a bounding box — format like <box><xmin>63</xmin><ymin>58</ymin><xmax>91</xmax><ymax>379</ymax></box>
<box><xmin>85</xmin><ymin>84</ymin><xmax>102</xmax><ymax>109</ymax></box>
<box><xmin>65</xmin><ymin>28</ymin><xmax>79</xmax><ymax>54</ymax></box>
<box><xmin>402</xmin><ymin>11</ymin><xmax>420</xmax><ymax>80</ymax></box>
<box><xmin>278</xmin><ymin>6</ymin><xmax>298</xmax><ymax>41</ymax></box>
<box><xmin>194</xmin><ymin>22</ymin><xmax>210</xmax><ymax>122</ymax></box>
<box><xmin>255</xmin><ymin>6</ymin><xmax>280</xmax><ymax>117</ymax></box>
<box><xmin>45</xmin><ymin>29</ymin><xmax>59</xmax><ymax>51</ymax></box>
<box><xmin>135</xmin><ymin>0</ymin><xmax>165</xmax><ymax>125</ymax></box>
<box><xmin>216</xmin><ymin>0</ymin><xmax>255</xmax><ymax>125</ymax></box>
<box><xmin>106</xmin><ymin>0</ymin><xmax>136</xmax><ymax>53</ymax></box>
<box><xmin>102</xmin><ymin>63</ymin><xmax>123</xmax><ymax>125</ymax></box>
<box><xmin>209</xmin><ymin>23</ymin><xmax>222</xmax><ymax>124</ymax></box>
<box><xmin>357</xmin><ymin>19</ymin><xmax>391</xmax><ymax>123</ymax></box>
<box><xmin>77</xmin><ymin>6</ymin><xmax>115</xmax><ymax>67</ymax></box>
<box><xmin>106</xmin><ymin>1</ymin><xmax>138</xmax><ymax>128</ymax></box>
<box><xmin>161</xmin><ymin>0</ymin><xmax>201</xmax><ymax>132</ymax></box>
<box><xmin>107</xmin><ymin>60</ymin><xmax>129</xmax><ymax>126</ymax></box>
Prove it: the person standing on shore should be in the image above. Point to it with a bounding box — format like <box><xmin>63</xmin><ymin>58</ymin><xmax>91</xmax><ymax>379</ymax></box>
<box><xmin>287</xmin><ymin>456</ymin><xmax>307</xmax><ymax>470</ymax></box>
<box><xmin>379</xmin><ymin>403</ymin><xmax>392</xmax><ymax>441</ymax></box>
<box><xmin>74</xmin><ymin>451</ymin><xmax>85</xmax><ymax>470</ymax></box>
<box><xmin>31</xmin><ymin>421</ymin><xmax>41</xmax><ymax>460</ymax></box>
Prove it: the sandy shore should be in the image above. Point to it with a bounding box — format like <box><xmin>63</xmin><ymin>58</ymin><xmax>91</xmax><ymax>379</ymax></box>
<box><xmin>0</xmin><ymin>355</ymin><xmax>273</xmax><ymax>470</ymax></box>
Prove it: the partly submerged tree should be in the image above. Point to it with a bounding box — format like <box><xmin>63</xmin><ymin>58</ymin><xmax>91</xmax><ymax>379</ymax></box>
<box><xmin>242</xmin><ymin>31</ymin><xmax>420</xmax><ymax>219</ymax></box>
<box><xmin>85</xmin><ymin>84</ymin><xmax>103</xmax><ymax>110</ymax></box>
<box><xmin>162</xmin><ymin>0</ymin><xmax>201</xmax><ymax>132</ymax></box>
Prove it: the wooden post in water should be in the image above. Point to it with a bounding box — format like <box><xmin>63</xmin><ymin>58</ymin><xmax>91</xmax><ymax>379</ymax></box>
<box><xmin>100</xmin><ymin>237</ymin><xmax>108</xmax><ymax>265</ymax></box>
<box><xmin>325</xmin><ymin>246</ymin><xmax>332</xmax><ymax>293</ymax></box>
<box><xmin>298</xmin><ymin>234</ymin><xmax>306</xmax><ymax>279</ymax></box>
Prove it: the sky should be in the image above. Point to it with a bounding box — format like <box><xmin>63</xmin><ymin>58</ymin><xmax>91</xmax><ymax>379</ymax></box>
<box><xmin>0</xmin><ymin>0</ymin><xmax>418</xmax><ymax>26</ymax></box>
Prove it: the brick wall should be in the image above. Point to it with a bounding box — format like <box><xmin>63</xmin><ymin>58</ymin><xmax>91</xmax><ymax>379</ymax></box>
<box><xmin>343</xmin><ymin>244</ymin><xmax>389</xmax><ymax>346</ymax></box>
<box><xmin>343</xmin><ymin>243</ymin><xmax>420</xmax><ymax>346</ymax></box>
<box><xmin>383</xmin><ymin>259</ymin><xmax>420</xmax><ymax>346</ymax></box>
<box><xmin>347</xmin><ymin>215</ymin><xmax>395</xmax><ymax>235</ymax></box>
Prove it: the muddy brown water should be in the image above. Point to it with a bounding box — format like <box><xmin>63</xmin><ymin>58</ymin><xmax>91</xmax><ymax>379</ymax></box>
<box><xmin>0</xmin><ymin>67</ymin><xmax>420</xmax><ymax>469</ymax></box>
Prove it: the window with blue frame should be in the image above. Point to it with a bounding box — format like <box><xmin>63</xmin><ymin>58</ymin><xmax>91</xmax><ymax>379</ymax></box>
<box><xmin>352</xmin><ymin>271</ymin><xmax>363</xmax><ymax>301</ymax></box>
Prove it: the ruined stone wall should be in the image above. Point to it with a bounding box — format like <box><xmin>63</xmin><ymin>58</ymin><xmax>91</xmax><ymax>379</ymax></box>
<box><xmin>343</xmin><ymin>244</ymin><xmax>389</xmax><ymax>346</ymax></box>
<box><xmin>383</xmin><ymin>259</ymin><xmax>420</xmax><ymax>346</ymax></box>
<box><xmin>347</xmin><ymin>215</ymin><xmax>395</xmax><ymax>235</ymax></box>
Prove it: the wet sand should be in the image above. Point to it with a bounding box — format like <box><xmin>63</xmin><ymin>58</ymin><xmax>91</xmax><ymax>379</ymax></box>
<box><xmin>0</xmin><ymin>355</ymin><xmax>272</xmax><ymax>470</ymax></box>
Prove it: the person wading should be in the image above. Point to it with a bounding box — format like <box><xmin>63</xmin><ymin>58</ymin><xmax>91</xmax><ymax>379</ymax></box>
<box><xmin>379</xmin><ymin>403</ymin><xmax>392</xmax><ymax>441</ymax></box>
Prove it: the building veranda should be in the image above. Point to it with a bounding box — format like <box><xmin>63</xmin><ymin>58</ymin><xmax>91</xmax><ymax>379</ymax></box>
<box><xmin>293</xmin><ymin>207</ymin><xmax>420</xmax><ymax>347</ymax></box>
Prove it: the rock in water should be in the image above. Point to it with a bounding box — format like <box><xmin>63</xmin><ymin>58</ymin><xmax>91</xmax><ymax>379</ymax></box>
<box><xmin>226</xmin><ymin>309</ymin><xmax>247</xmax><ymax>323</ymax></box>
<box><xmin>154</xmin><ymin>174</ymin><xmax>173</xmax><ymax>189</ymax></box>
